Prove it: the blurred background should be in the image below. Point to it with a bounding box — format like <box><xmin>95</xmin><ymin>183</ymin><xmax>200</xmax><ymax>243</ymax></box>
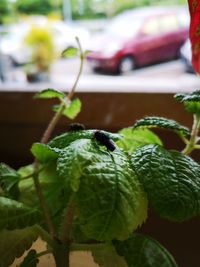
<box><xmin>1</xmin><ymin>2</ymin><xmax>200</xmax><ymax>267</ymax></box>
<box><xmin>0</xmin><ymin>0</ymin><xmax>198</xmax><ymax>88</ymax></box>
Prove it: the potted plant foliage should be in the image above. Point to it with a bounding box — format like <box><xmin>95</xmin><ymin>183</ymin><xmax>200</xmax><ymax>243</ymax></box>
<box><xmin>0</xmin><ymin>1</ymin><xmax>200</xmax><ymax>266</ymax></box>
<box><xmin>24</xmin><ymin>25</ymin><xmax>55</xmax><ymax>83</ymax></box>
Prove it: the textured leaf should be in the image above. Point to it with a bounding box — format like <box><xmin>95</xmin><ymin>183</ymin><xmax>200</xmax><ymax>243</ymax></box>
<box><xmin>131</xmin><ymin>144</ymin><xmax>200</xmax><ymax>221</ymax></box>
<box><xmin>0</xmin><ymin>163</ymin><xmax>20</xmax><ymax>199</ymax></box>
<box><xmin>49</xmin><ymin>129</ymin><xmax>122</xmax><ymax>149</ymax></box>
<box><xmin>17</xmin><ymin>165</ymin><xmax>38</xmax><ymax>207</ymax></box>
<box><xmin>175</xmin><ymin>90</ymin><xmax>200</xmax><ymax>115</ymax></box>
<box><xmin>0</xmin><ymin>196</ymin><xmax>41</xmax><ymax>230</ymax></box>
<box><xmin>62</xmin><ymin>98</ymin><xmax>82</xmax><ymax>119</ymax></box>
<box><xmin>39</xmin><ymin>168</ymin><xmax>71</xmax><ymax>229</ymax></box>
<box><xmin>91</xmin><ymin>243</ymin><xmax>127</xmax><ymax>267</ymax></box>
<box><xmin>71</xmin><ymin>218</ymin><xmax>90</xmax><ymax>243</ymax></box>
<box><xmin>57</xmin><ymin>139</ymin><xmax>147</xmax><ymax>241</ymax></box>
<box><xmin>34</xmin><ymin>88</ymin><xmax>65</xmax><ymax>99</ymax></box>
<box><xmin>31</xmin><ymin>143</ymin><xmax>60</xmax><ymax>163</ymax></box>
<box><xmin>117</xmin><ymin>127</ymin><xmax>162</xmax><ymax>153</ymax></box>
<box><xmin>114</xmin><ymin>233</ymin><xmax>178</xmax><ymax>267</ymax></box>
<box><xmin>20</xmin><ymin>250</ymin><xmax>39</xmax><ymax>267</ymax></box>
<box><xmin>62</xmin><ymin>46</ymin><xmax>79</xmax><ymax>57</ymax></box>
<box><xmin>187</xmin><ymin>0</ymin><xmax>200</xmax><ymax>74</ymax></box>
<box><xmin>18</xmin><ymin>163</ymin><xmax>71</xmax><ymax>230</ymax></box>
<box><xmin>133</xmin><ymin>116</ymin><xmax>190</xmax><ymax>138</ymax></box>
<box><xmin>0</xmin><ymin>226</ymin><xmax>38</xmax><ymax>267</ymax></box>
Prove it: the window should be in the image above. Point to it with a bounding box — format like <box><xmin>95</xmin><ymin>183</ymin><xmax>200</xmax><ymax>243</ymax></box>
<box><xmin>142</xmin><ymin>17</ymin><xmax>159</xmax><ymax>36</ymax></box>
<box><xmin>159</xmin><ymin>14</ymin><xmax>179</xmax><ymax>33</ymax></box>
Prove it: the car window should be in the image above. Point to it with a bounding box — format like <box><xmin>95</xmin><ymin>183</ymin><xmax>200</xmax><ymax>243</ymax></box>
<box><xmin>141</xmin><ymin>17</ymin><xmax>159</xmax><ymax>36</ymax></box>
<box><xmin>177</xmin><ymin>12</ymin><xmax>190</xmax><ymax>28</ymax></box>
<box><xmin>158</xmin><ymin>14</ymin><xmax>179</xmax><ymax>33</ymax></box>
<box><xmin>106</xmin><ymin>15</ymin><xmax>143</xmax><ymax>38</ymax></box>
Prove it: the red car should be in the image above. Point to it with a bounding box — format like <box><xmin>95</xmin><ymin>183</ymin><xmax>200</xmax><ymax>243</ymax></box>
<box><xmin>86</xmin><ymin>6</ymin><xmax>189</xmax><ymax>74</ymax></box>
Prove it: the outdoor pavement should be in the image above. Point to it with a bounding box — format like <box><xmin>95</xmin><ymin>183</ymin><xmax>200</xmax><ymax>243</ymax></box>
<box><xmin>1</xmin><ymin>58</ymin><xmax>200</xmax><ymax>93</ymax></box>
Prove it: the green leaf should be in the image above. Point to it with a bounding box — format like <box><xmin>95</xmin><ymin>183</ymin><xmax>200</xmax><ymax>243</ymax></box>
<box><xmin>53</xmin><ymin>99</ymin><xmax>82</xmax><ymax>119</ymax></box>
<box><xmin>175</xmin><ymin>90</ymin><xmax>200</xmax><ymax>115</ymax></box>
<box><xmin>17</xmin><ymin>165</ymin><xmax>38</xmax><ymax>207</ymax></box>
<box><xmin>91</xmin><ymin>243</ymin><xmax>127</xmax><ymax>267</ymax></box>
<box><xmin>0</xmin><ymin>163</ymin><xmax>20</xmax><ymax>199</ymax></box>
<box><xmin>117</xmin><ymin>127</ymin><xmax>162</xmax><ymax>153</ymax></box>
<box><xmin>131</xmin><ymin>144</ymin><xmax>200</xmax><ymax>222</ymax></box>
<box><xmin>20</xmin><ymin>250</ymin><xmax>39</xmax><ymax>267</ymax></box>
<box><xmin>0</xmin><ymin>226</ymin><xmax>38</xmax><ymax>267</ymax></box>
<box><xmin>49</xmin><ymin>129</ymin><xmax>122</xmax><ymax>149</ymax></box>
<box><xmin>133</xmin><ymin>116</ymin><xmax>190</xmax><ymax>138</ymax></box>
<box><xmin>31</xmin><ymin>143</ymin><xmax>60</xmax><ymax>163</ymax></box>
<box><xmin>34</xmin><ymin>88</ymin><xmax>65</xmax><ymax>99</ymax></box>
<box><xmin>62</xmin><ymin>98</ymin><xmax>82</xmax><ymax>119</ymax></box>
<box><xmin>57</xmin><ymin>139</ymin><xmax>147</xmax><ymax>241</ymax></box>
<box><xmin>71</xmin><ymin>218</ymin><xmax>91</xmax><ymax>243</ymax></box>
<box><xmin>39</xmin><ymin>165</ymin><xmax>71</xmax><ymax>229</ymax></box>
<box><xmin>0</xmin><ymin>196</ymin><xmax>41</xmax><ymax>230</ymax></box>
<box><xmin>62</xmin><ymin>46</ymin><xmax>79</xmax><ymax>57</ymax></box>
<box><xmin>18</xmin><ymin>163</ymin><xmax>71</xmax><ymax>230</ymax></box>
<box><xmin>114</xmin><ymin>233</ymin><xmax>178</xmax><ymax>267</ymax></box>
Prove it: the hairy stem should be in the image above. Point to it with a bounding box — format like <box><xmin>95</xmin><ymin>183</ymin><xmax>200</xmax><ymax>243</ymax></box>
<box><xmin>32</xmin><ymin>40</ymin><xmax>85</xmax><ymax>265</ymax></box>
<box><xmin>182</xmin><ymin>114</ymin><xmax>200</xmax><ymax>155</ymax></box>
<box><xmin>71</xmin><ymin>243</ymin><xmax>105</xmax><ymax>252</ymax></box>
<box><xmin>53</xmin><ymin>244</ymin><xmax>70</xmax><ymax>267</ymax></box>
<box><xmin>40</xmin><ymin>39</ymin><xmax>84</xmax><ymax>144</ymax></box>
<box><xmin>60</xmin><ymin>195</ymin><xmax>75</xmax><ymax>244</ymax></box>
<box><xmin>67</xmin><ymin>37</ymin><xmax>84</xmax><ymax>101</ymax></box>
<box><xmin>34</xmin><ymin>225</ymin><xmax>54</xmax><ymax>247</ymax></box>
<box><xmin>20</xmin><ymin>166</ymin><xmax>45</xmax><ymax>181</ymax></box>
<box><xmin>40</xmin><ymin>104</ymin><xmax>65</xmax><ymax>144</ymax></box>
<box><xmin>33</xmin><ymin>163</ymin><xmax>56</xmax><ymax>238</ymax></box>
<box><xmin>37</xmin><ymin>249</ymin><xmax>52</xmax><ymax>258</ymax></box>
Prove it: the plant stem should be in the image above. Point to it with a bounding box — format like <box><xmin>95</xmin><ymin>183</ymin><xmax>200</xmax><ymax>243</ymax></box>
<box><xmin>20</xmin><ymin>166</ymin><xmax>44</xmax><ymax>181</ymax></box>
<box><xmin>53</xmin><ymin>244</ymin><xmax>70</xmax><ymax>267</ymax></box>
<box><xmin>60</xmin><ymin>195</ymin><xmax>75</xmax><ymax>244</ymax></box>
<box><xmin>40</xmin><ymin>104</ymin><xmax>65</xmax><ymax>144</ymax></box>
<box><xmin>33</xmin><ymin>164</ymin><xmax>57</xmax><ymax>238</ymax></box>
<box><xmin>182</xmin><ymin>114</ymin><xmax>200</xmax><ymax>155</ymax></box>
<box><xmin>37</xmin><ymin>249</ymin><xmax>52</xmax><ymax>258</ymax></box>
<box><xmin>31</xmin><ymin>40</ymin><xmax>85</xmax><ymax>265</ymax></box>
<box><xmin>40</xmin><ymin>39</ymin><xmax>84</xmax><ymax>144</ymax></box>
<box><xmin>35</xmin><ymin>225</ymin><xmax>70</xmax><ymax>267</ymax></box>
<box><xmin>67</xmin><ymin>37</ymin><xmax>84</xmax><ymax>101</ymax></box>
<box><xmin>34</xmin><ymin>225</ymin><xmax>54</xmax><ymax>248</ymax></box>
<box><xmin>71</xmin><ymin>243</ymin><xmax>105</xmax><ymax>251</ymax></box>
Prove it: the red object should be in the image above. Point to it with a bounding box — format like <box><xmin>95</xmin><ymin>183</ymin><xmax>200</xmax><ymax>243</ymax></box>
<box><xmin>87</xmin><ymin>6</ymin><xmax>189</xmax><ymax>74</ymax></box>
<box><xmin>187</xmin><ymin>0</ymin><xmax>200</xmax><ymax>74</ymax></box>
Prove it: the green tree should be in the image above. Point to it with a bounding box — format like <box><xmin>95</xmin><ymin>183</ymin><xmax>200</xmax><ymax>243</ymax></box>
<box><xmin>0</xmin><ymin>0</ymin><xmax>9</xmax><ymax>24</ymax></box>
<box><xmin>15</xmin><ymin>0</ymin><xmax>52</xmax><ymax>15</ymax></box>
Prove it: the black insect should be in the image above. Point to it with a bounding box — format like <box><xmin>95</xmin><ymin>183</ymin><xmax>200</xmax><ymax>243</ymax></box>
<box><xmin>68</xmin><ymin>123</ymin><xmax>85</xmax><ymax>131</ymax></box>
<box><xmin>94</xmin><ymin>130</ymin><xmax>116</xmax><ymax>151</ymax></box>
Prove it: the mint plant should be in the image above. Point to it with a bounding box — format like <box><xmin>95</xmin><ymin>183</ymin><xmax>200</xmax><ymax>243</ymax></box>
<box><xmin>1</xmin><ymin>19</ymin><xmax>200</xmax><ymax>267</ymax></box>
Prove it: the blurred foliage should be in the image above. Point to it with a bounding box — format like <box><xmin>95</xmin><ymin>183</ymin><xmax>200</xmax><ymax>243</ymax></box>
<box><xmin>15</xmin><ymin>0</ymin><xmax>52</xmax><ymax>15</ymax></box>
<box><xmin>71</xmin><ymin>0</ymin><xmax>187</xmax><ymax>19</ymax></box>
<box><xmin>0</xmin><ymin>0</ymin><xmax>187</xmax><ymax>23</ymax></box>
<box><xmin>24</xmin><ymin>26</ymin><xmax>55</xmax><ymax>72</ymax></box>
<box><xmin>0</xmin><ymin>0</ymin><xmax>9</xmax><ymax>24</ymax></box>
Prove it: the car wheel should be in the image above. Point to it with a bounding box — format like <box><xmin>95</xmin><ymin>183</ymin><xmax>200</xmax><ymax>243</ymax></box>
<box><xmin>118</xmin><ymin>56</ymin><xmax>135</xmax><ymax>74</ymax></box>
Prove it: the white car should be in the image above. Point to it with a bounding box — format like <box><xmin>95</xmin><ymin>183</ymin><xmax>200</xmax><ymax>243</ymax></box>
<box><xmin>0</xmin><ymin>17</ymin><xmax>90</xmax><ymax>66</ymax></box>
<box><xmin>180</xmin><ymin>38</ymin><xmax>194</xmax><ymax>73</ymax></box>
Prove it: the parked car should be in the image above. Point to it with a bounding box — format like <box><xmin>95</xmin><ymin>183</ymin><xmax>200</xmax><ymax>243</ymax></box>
<box><xmin>180</xmin><ymin>38</ymin><xmax>194</xmax><ymax>73</ymax></box>
<box><xmin>86</xmin><ymin>6</ymin><xmax>189</xmax><ymax>74</ymax></box>
<box><xmin>0</xmin><ymin>17</ymin><xmax>90</xmax><ymax>66</ymax></box>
